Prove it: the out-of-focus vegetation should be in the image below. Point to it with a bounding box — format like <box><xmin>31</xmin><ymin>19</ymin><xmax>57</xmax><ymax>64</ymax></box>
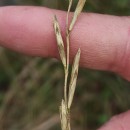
<box><xmin>0</xmin><ymin>0</ymin><xmax>130</xmax><ymax>130</ymax></box>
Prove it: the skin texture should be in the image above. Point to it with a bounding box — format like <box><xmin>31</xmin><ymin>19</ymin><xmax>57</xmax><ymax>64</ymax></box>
<box><xmin>0</xmin><ymin>6</ymin><xmax>130</xmax><ymax>129</ymax></box>
<box><xmin>98</xmin><ymin>110</ymin><xmax>130</xmax><ymax>130</ymax></box>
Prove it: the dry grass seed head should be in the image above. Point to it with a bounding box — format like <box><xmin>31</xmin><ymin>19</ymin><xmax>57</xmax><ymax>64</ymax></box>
<box><xmin>68</xmin><ymin>0</ymin><xmax>73</xmax><ymax>14</ymax></box>
<box><xmin>68</xmin><ymin>49</ymin><xmax>81</xmax><ymax>109</ymax></box>
<box><xmin>54</xmin><ymin>0</ymin><xmax>83</xmax><ymax>129</ymax></box>
<box><xmin>69</xmin><ymin>0</ymin><xmax>86</xmax><ymax>31</ymax></box>
<box><xmin>53</xmin><ymin>16</ymin><xmax>67</xmax><ymax>68</ymax></box>
<box><xmin>60</xmin><ymin>100</ymin><xmax>68</xmax><ymax>130</ymax></box>
<box><xmin>66</xmin><ymin>0</ymin><xmax>73</xmax><ymax>27</ymax></box>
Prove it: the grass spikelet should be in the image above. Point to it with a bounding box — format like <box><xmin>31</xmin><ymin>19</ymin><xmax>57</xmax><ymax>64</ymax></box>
<box><xmin>53</xmin><ymin>15</ymin><xmax>66</xmax><ymax>68</ymax></box>
<box><xmin>53</xmin><ymin>0</ymin><xmax>86</xmax><ymax>130</ymax></box>
<box><xmin>68</xmin><ymin>49</ymin><xmax>81</xmax><ymax>109</ymax></box>
<box><xmin>67</xmin><ymin>0</ymin><xmax>73</xmax><ymax>20</ymax></box>
<box><xmin>60</xmin><ymin>100</ymin><xmax>68</xmax><ymax>130</ymax></box>
<box><xmin>69</xmin><ymin>0</ymin><xmax>86</xmax><ymax>31</ymax></box>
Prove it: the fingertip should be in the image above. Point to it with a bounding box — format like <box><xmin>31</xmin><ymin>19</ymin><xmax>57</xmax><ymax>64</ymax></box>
<box><xmin>98</xmin><ymin>110</ymin><xmax>130</xmax><ymax>130</ymax></box>
<box><xmin>0</xmin><ymin>6</ymin><xmax>60</xmax><ymax>57</ymax></box>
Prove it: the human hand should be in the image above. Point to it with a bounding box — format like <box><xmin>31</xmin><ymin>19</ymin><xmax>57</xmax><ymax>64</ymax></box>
<box><xmin>0</xmin><ymin>6</ymin><xmax>130</xmax><ymax>129</ymax></box>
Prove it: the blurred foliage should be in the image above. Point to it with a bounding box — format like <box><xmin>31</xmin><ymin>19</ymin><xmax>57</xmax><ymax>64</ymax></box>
<box><xmin>0</xmin><ymin>0</ymin><xmax>130</xmax><ymax>130</ymax></box>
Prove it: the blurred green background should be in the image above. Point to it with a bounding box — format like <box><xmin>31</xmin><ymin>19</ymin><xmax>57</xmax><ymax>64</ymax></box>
<box><xmin>0</xmin><ymin>0</ymin><xmax>130</xmax><ymax>130</ymax></box>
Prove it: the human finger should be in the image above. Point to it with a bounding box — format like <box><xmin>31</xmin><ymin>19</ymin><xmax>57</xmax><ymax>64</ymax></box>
<box><xmin>0</xmin><ymin>6</ymin><xmax>130</xmax><ymax>80</ymax></box>
<box><xmin>98</xmin><ymin>110</ymin><xmax>130</xmax><ymax>130</ymax></box>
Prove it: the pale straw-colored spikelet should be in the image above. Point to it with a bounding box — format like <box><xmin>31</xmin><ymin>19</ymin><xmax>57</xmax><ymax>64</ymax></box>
<box><xmin>60</xmin><ymin>100</ymin><xmax>68</xmax><ymax>130</ymax></box>
<box><xmin>68</xmin><ymin>49</ymin><xmax>81</xmax><ymax>109</ymax></box>
<box><xmin>69</xmin><ymin>0</ymin><xmax>86</xmax><ymax>31</ymax></box>
<box><xmin>53</xmin><ymin>0</ymin><xmax>86</xmax><ymax>130</ymax></box>
<box><xmin>53</xmin><ymin>16</ymin><xmax>66</xmax><ymax>68</ymax></box>
<box><xmin>68</xmin><ymin>0</ymin><xmax>73</xmax><ymax>14</ymax></box>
